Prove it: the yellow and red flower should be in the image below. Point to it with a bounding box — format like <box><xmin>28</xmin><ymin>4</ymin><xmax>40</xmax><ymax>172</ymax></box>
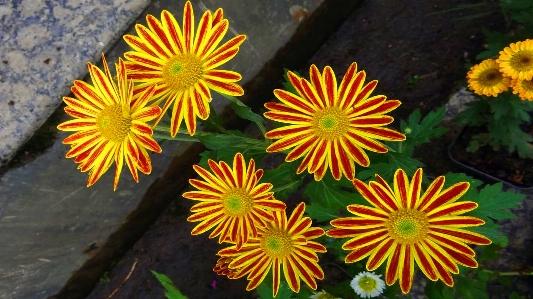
<box><xmin>124</xmin><ymin>1</ymin><xmax>246</xmax><ymax>136</ymax></box>
<box><xmin>57</xmin><ymin>55</ymin><xmax>162</xmax><ymax>190</ymax></box>
<box><xmin>511</xmin><ymin>78</ymin><xmax>533</xmax><ymax>101</ymax></box>
<box><xmin>327</xmin><ymin>168</ymin><xmax>491</xmax><ymax>294</ymax></box>
<box><xmin>498</xmin><ymin>39</ymin><xmax>533</xmax><ymax>81</ymax></box>
<box><xmin>213</xmin><ymin>256</ymin><xmax>241</xmax><ymax>279</ymax></box>
<box><xmin>218</xmin><ymin>202</ymin><xmax>326</xmax><ymax>297</ymax></box>
<box><xmin>467</xmin><ymin>59</ymin><xmax>510</xmax><ymax>97</ymax></box>
<box><xmin>264</xmin><ymin>63</ymin><xmax>405</xmax><ymax>181</ymax></box>
<box><xmin>183</xmin><ymin>153</ymin><xmax>286</xmax><ymax>249</ymax></box>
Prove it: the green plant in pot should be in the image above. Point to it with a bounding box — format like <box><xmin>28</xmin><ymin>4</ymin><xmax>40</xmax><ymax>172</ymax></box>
<box><xmin>451</xmin><ymin>38</ymin><xmax>533</xmax><ymax>188</ymax></box>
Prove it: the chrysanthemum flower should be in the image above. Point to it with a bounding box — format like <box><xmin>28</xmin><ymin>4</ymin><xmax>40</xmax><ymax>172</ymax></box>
<box><xmin>124</xmin><ymin>1</ymin><xmax>246</xmax><ymax>136</ymax></box>
<box><xmin>57</xmin><ymin>55</ymin><xmax>162</xmax><ymax>190</ymax></box>
<box><xmin>183</xmin><ymin>153</ymin><xmax>286</xmax><ymax>249</ymax></box>
<box><xmin>350</xmin><ymin>272</ymin><xmax>386</xmax><ymax>298</ymax></box>
<box><xmin>511</xmin><ymin>78</ymin><xmax>533</xmax><ymax>101</ymax></box>
<box><xmin>310</xmin><ymin>289</ymin><xmax>340</xmax><ymax>299</ymax></box>
<box><xmin>264</xmin><ymin>63</ymin><xmax>405</xmax><ymax>181</ymax></box>
<box><xmin>326</xmin><ymin>168</ymin><xmax>491</xmax><ymax>294</ymax></box>
<box><xmin>498</xmin><ymin>39</ymin><xmax>533</xmax><ymax>80</ymax></box>
<box><xmin>218</xmin><ymin>202</ymin><xmax>326</xmax><ymax>297</ymax></box>
<box><xmin>213</xmin><ymin>256</ymin><xmax>242</xmax><ymax>279</ymax></box>
<box><xmin>467</xmin><ymin>59</ymin><xmax>510</xmax><ymax>97</ymax></box>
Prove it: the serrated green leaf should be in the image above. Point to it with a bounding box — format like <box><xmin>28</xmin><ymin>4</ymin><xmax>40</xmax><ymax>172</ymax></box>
<box><xmin>304</xmin><ymin>176</ymin><xmax>363</xmax><ymax>210</ymax></box>
<box><xmin>469</xmin><ymin>222</ymin><xmax>508</xmax><ymax>246</ymax></box>
<box><xmin>152</xmin><ymin>271</ymin><xmax>188</xmax><ymax>299</ymax></box>
<box><xmin>262</xmin><ymin>162</ymin><xmax>301</xmax><ymax>200</ymax></box>
<box><xmin>400</xmin><ymin>107</ymin><xmax>448</xmax><ymax>153</ymax></box>
<box><xmin>468</xmin><ymin>183</ymin><xmax>525</xmax><ymax>221</ymax></box>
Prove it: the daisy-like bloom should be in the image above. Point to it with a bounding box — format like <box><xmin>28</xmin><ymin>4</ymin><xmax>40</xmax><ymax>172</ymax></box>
<box><xmin>498</xmin><ymin>39</ymin><xmax>533</xmax><ymax>80</ymax></box>
<box><xmin>350</xmin><ymin>272</ymin><xmax>386</xmax><ymax>298</ymax></box>
<box><xmin>326</xmin><ymin>168</ymin><xmax>492</xmax><ymax>294</ymax></box>
<box><xmin>218</xmin><ymin>202</ymin><xmax>326</xmax><ymax>297</ymax></box>
<box><xmin>124</xmin><ymin>1</ymin><xmax>246</xmax><ymax>136</ymax></box>
<box><xmin>511</xmin><ymin>78</ymin><xmax>533</xmax><ymax>101</ymax></box>
<box><xmin>264</xmin><ymin>63</ymin><xmax>405</xmax><ymax>181</ymax></box>
<box><xmin>183</xmin><ymin>153</ymin><xmax>286</xmax><ymax>249</ymax></box>
<box><xmin>213</xmin><ymin>256</ymin><xmax>241</xmax><ymax>279</ymax></box>
<box><xmin>466</xmin><ymin>59</ymin><xmax>510</xmax><ymax>97</ymax></box>
<box><xmin>310</xmin><ymin>289</ymin><xmax>340</xmax><ymax>299</ymax></box>
<box><xmin>57</xmin><ymin>55</ymin><xmax>162</xmax><ymax>190</ymax></box>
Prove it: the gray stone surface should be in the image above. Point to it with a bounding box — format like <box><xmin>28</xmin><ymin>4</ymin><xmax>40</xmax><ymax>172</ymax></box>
<box><xmin>0</xmin><ymin>0</ymin><xmax>324</xmax><ymax>297</ymax></box>
<box><xmin>0</xmin><ymin>0</ymin><xmax>150</xmax><ymax>167</ymax></box>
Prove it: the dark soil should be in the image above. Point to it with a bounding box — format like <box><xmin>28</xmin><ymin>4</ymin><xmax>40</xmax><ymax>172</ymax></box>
<box><xmin>449</xmin><ymin>125</ymin><xmax>533</xmax><ymax>189</ymax></box>
<box><xmin>80</xmin><ymin>1</ymin><xmax>533</xmax><ymax>299</ymax></box>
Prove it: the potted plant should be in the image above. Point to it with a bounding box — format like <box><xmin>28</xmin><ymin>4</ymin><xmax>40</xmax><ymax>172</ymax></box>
<box><xmin>448</xmin><ymin>0</ymin><xmax>533</xmax><ymax>188</ymax></box>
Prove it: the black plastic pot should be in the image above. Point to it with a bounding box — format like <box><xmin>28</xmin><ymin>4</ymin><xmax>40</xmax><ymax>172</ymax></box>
<box><xmin>448</xmin><ymin>127</ymin><xmax>533</xmax><ymax>190</ymax></box>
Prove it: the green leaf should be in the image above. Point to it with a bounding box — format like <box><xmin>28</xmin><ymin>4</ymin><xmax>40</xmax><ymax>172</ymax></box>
<box><xmin>400</xmin><ymin>107</ymin><xmax>448</xmax><ymax>155</ymax></box>
<box><xmin>469</xmin><ymin>221</ymin><xmax>508</xmax><ymax>246</ymax></box>
<box><xmin>425</xmin><ymin>280</ymin><xmax>455</xmax><ymax>299</ymax></box>
<box><xmin>455</xmin><ymin>275</ymin><xmax>488</xmax><ymax>299</ymax></box>
<box><xmin>199</xmin><ymin>102</ymin><xmax>226</xmax><ymax>133</ymax></box>
<box><xmin>306</xmin><ymin>203</ymin><xmax>340</xmax><ymax>222</ymax></box>
<box><xmin>151</xmin><ymin>271</ymin><xmax>188</xmax><ymax>299</ymax></box>
<box><xmin>257</xmin><ymin>280</ymin><xmax>294</xmax><ymax>299</ymax></box>
<box><xmin>219</xmin><ymin>93</ymin><xmax>267</xmax><ymax>136</ymax></box>
<box><xmin>304</xmin><ymin>175</ymin><xmax>364</xmax><ymax>210</ymax></box>
<box><xmin>262</xmin><ymin>162</ymin><xmax>301</xmax><ymax>200</ymax></box>
<box><xmin>468</xmin><ymin>183</ymin><xmax>525</xmax><ymax>221</ymax></box>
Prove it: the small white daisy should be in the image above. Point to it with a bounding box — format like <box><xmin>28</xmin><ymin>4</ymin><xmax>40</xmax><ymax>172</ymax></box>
<box><xmin>350</xmin><ymin>272</ymin><xmax>386</xmax><ymax>298</ymax></box>
<box><xmin>309</xmin><ymin>289</ymin><xmax>341</xmax><ymax>299</ymax></box>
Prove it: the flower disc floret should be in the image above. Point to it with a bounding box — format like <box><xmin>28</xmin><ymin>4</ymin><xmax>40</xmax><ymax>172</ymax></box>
<box><xmin>57</xmin><ymin>54</ymin><xmax>162</xmax><ymax>190</ymax></box>
<box><xmin>497</xmin><ymin>39</ymin><xmax>533</xmax><ymax>80</ymax></box>
<box><xmin>264</xmin><ymin>63</ymin><xmax>405</xmax><ymax>181</ymax></box>
<box><xmin>124</xmin><ymin>0</ymin><xmax>246</xmax><ymax>136</ymax></box>
<box><xmin>183</xmin><ymin>153</ymin><xmax>286</xmax><ymax>249</ymax></box>
<box><xmin>466</xmin><ymin>59</ymin><xmax>510</xmax><ymax>97</ymax></box>
<box><xmin>218</xmin><ymin>202</ymin><xmax>327</xmax><ymax>297</ymax></box>
<box><xmin>326</xmin><ymin>168</ymin><xmax>492</xmax><ymax>294</ymax></box>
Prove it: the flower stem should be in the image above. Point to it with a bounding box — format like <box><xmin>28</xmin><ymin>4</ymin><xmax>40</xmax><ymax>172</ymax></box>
<box><xmin>483</xmin><ymin>269</ymin><xmax>533</xmax><ymax>276</ymax></box>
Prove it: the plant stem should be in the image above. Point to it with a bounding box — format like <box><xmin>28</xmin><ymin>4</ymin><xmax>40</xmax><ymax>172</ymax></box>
<box><xmin>483</xmin><ymin>269</ymin><xmax>533</xmax><ymax>276</ymax></box>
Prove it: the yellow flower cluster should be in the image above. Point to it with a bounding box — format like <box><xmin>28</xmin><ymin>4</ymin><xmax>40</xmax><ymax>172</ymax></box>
<box><xmin>467</xmin><ymin>39</ymin><xmax>533</xmax><ymax>101</ymax></box>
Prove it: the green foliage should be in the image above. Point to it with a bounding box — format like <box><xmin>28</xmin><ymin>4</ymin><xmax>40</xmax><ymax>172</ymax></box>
<box><xmin>152</xmin><ymin>271</ymin><xmax>188</xmax><ymax>299</ymax></box>
<box><xmin>399</xmin><ymin>107</ymin><xmax>449</xmax><ymax>155</ymax></box>
<box><xmin>220</xmin><ymin>93</ymin><xmax>267</xmax><ymax>136</ymax></box>
<box><xmin>456</xmin><ymin>94</ymin><xmax>533</xmax><ymax>158</ymax></box>
<box><xmin>257</xmin><ymin>280</ymin><xmax>294</xmax><ymax>299</ymax></box>
<box><xmin>262</xmin><ymin>160</ymin><xmax>302</xmax><ymax>200</ymax></box>
<box><xmin>358</xmin><ymin>107</ymin><xmax>447</xmax><ymax>182</ymax></box>
<box><xmin>440</xmin><ymin>174</ymin><xmax>526</xmax><ymax>246</ymax></box>
<box><xmin>303</xmin><ymin>175</ymin><xmax>365</xmax><ymax>222</ymax></box>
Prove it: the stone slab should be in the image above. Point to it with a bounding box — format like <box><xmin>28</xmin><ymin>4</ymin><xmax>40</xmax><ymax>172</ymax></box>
<box><xmin>0</xmin><ymin>0</ymin><xmax>329</xmax><ymax>297</ymax></box>
<box><xmin>0</xmin><ymin>0</ymin><xmax>150</xmax><ymax>167</ymax></box>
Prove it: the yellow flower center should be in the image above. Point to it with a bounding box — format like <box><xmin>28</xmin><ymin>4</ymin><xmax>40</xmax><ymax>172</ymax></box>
<box><xmin>222</xmin><ymin>188</ymin><xmax>253</xmax><ymax>217</ymax></box>
<box><xmin>312</xmin><ymin>106</ymin><xmax>350</xmax><ymax>140</ymax></box>
<box><xmin>510</xmin><ymin>51</ymin><xmax>533</xmax><ymax>72</ymax></box>
<box><xmin>96</xmin><ymin>104</ymin><xmax>132</xmax><ymax>142</ymax></box>
<box><xmin>478</xmin><ymin>68</ymin><xmax>503</xmax><ymax>87</ymax></box>
<box><xmin>520</xmin><ymin>79</ymin><xmax>533</xmax><ymax>92</ymax></box>
<box><xmin>261</xmin><ymin>227</ymin><xmax>293</xmax><ymax>259</ymax></box>
<box><xmin>162</xmin><ymin>53</ymin><xmax>203</xmax><ymax>92</ymax></box>
<box><xmin>358</xmin><ymin>276</ymin><xmax>378</xmax><ymax>292</ymax></box>
<box><xmin>387</xmin><ymin>209</ymin><xmax>428</xmax><ymax>244</ymax></box>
